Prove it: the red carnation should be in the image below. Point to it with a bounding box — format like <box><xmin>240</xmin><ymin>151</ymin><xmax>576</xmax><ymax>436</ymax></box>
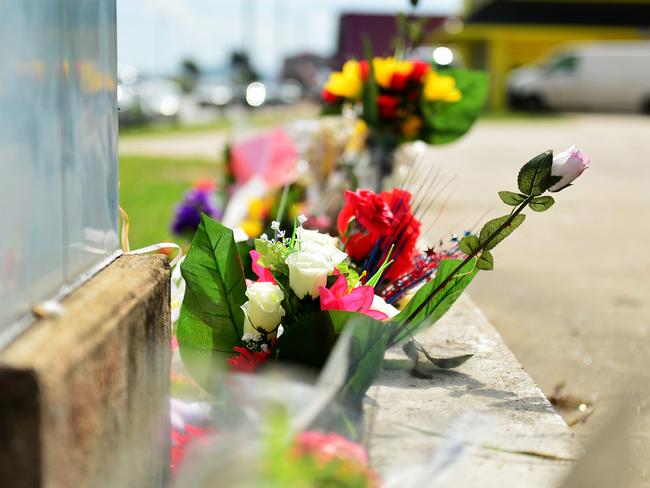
<box><xmin>337</xmin><ymin>189</ymin><xmax>393</xmax><ymax>236</ymax></box>
<box><xmin>377</xmin><ymin>94</ymin><xmax>399</xmax><ymax>119</ymax></box>
<box><xmin>321</xmin><ymin>88</ymin><xmax>338</xmax><ymax>104</ymax></box>
<box><xmin>337</xmin><ymin>188</ymin><xmax>421</xmax><ymax>281</ymax></box>
<box><xmin>379</xmin><ymin>189</ymin><xmax>421</xmax><ymax>280</ymax></box>
<box><xmin>409</xmin><ymin>60</ymin><xmax>430</xmax><ymax>82</ymax></box>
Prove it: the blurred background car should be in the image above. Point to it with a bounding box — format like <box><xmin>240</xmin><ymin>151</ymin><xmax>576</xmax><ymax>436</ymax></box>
<box><xmin>508</xmin><ymin>41</ymin><xmax>650</xmax><ymax>113</ymax></box>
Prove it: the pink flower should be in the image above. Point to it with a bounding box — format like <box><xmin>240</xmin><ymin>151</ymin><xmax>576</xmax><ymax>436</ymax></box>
<box><xmin>549</xmin><ymin>145</ymin><xmax>590</xmax><ymax>192</ymax></box>
<box><xmin>319</xmin><ymin>275</ymin><xmax>388</xmax><ymax>321</ymax></box>
<box><xmin>250</xmin><ymin>250</ymin><xmax>276</xmax><ymax>284</ymax></box>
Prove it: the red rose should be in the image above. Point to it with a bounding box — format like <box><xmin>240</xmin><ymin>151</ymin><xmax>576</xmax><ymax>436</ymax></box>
<box><xmin>377</xmin><ymin>94</ymin><xmax>399</xmax><ymax>119</ymax></box>
<box><xmin>390</xmin><ymin>71</ymin><xmax>409</xmax><ymax>91</ymax></box>
<box><xmin>409</xmin><ymin>60</ymin><xmax>430</xmax><ymax>83</ymax></box>
<box><xmin>321</xmin><ymin>88</ymin><xmax>338</xmax><ymax>104</ymax></box>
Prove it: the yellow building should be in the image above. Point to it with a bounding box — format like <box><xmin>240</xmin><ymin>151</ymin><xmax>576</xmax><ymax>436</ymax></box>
<box><xmin>432</xmin><ymin>0</ymin><xmax>650</xmax><ymax>109</ymax></box>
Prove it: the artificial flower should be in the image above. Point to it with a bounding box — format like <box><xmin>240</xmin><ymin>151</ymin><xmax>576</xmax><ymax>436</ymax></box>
<box><xmin>285</xmin><ymin>250</ymin><xmax>333</xmax><ymax>299</ymax></box>
<box><xmin>242</xmin><ymin>282</ymin><xmax>285</xmax><ymax>336</ymax></box>
<box><xmin>240</xmin><ymin>218</ymin><xmax>263</xmax><ymax>238</ymax></box>
<box><xmin>338</xmin><ymin>188</ymin><xmax>420</xmax><ymax>281</ymax></box>
<box><xmin>423</xmin><ymin>71</ymin><xmax>462</xmax><ymax>103</ymax></box>
<box><xmin>321</xmin><ymin>88</ymin><xmax>339</xmax><ymax>104</ymax></box>
<box><xmin>380</xmin><ymin>189</ymin><xmax>421</xmax><ymax>280</ymax></box>
<box><xmin>319</xmin><ymin>274</ymin><xmax>388</xmax><ymax>320</ymax></box>
<box><xmin>409</xmin><ymin>60</ymin><xmax>430</xmax><ymax>82</ymax></box>
<box><xmin>227</xmin><ymin>346</ymin><xmax>272</xmax><ymax>373</ymax></box>
<box><xmin>372</xmin><ymin>57</ymin><xmax>413</xmax><ymax>89</ymax></box>
<box><xmin>377</xmin><ymin>94</ymin><xmax>400</xmax><ymax>119</ymax></box>
<box><xmin>171</xmin><ymin>423</ymin><xmax>213</xmax><ymax>475</ymax></box>
<box><xmin>297</xmin><ymin>228</ymin><xmax>347</xmax><ymax>266</ymax></box>
<box><xmin>250</xmin><ymin>250</ymin><xmax>276</xmax><ymax>284</ymax></box>
<box><xmin>549</xmin><ymin>145</ymin><xmax>590</xmax><ymax>192</ymax></box>
<box><xmin>171</xmin><ymin>183</ymin><xmax>222</xmax><ymax>235</ymax></box>
<box><xmin>401</xmin><ymin>115</ymin><xmax>423</xmax><ymax>138</ymax></box>
<box><xmin>390</xmin><ymin>70</ymin><xmax>410</xmax><ymax>91</ymax></box>
<box><xmin>323</xmin><ymin>60</ymin><xmax>363</xmax><ymax>99</ymax></box>
<box><xmin>295</xmin><ymin>431</ymin><xmax>370</xmax><ymax>466</ymax></box>
<box><xmin>337</xmin><ymin>189</ymin><xmax>393</xmax><ymax>235</ymax></box>
<box><xmin>370</xmin><ymin>294</ymin><xmax>399</xmax><ymax>319</ymax></box>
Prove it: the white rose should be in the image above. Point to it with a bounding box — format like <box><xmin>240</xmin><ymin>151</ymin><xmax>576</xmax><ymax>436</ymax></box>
<box><xmin>549</xmin><ymin>145</ymin><xmax>589</xmax><ymax>192</ymax></box>
<box><xmin>297</xmin><ymin>228</ymin><xmax>348</xmax><ymax>266</ymax></box>
<box><xmin>241</xmin><ymin>282</ymin><xmax>285</xmax><ymax>338</ymax></box>
<box><xmin>370</xmin><ymin>294</ymin><xmax>399</xmax><ymax>319</ymax></box>
<box><xmin>285</xmin><ymin>250</ymin><xmax>333</xmax><ymax>299</ymax></box>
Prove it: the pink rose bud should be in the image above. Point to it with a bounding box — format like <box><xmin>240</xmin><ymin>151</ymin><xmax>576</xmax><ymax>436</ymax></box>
<box><xmin>549</xmin><ymin>145</ymin><xmax>589</xmax><ymax>192</ymax></box>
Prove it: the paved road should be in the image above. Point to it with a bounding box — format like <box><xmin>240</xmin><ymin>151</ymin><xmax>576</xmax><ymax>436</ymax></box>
<box><xmin>419</xmin><ymin>114</ymin><xmax>650</xmax><ymax>465</ymax></box>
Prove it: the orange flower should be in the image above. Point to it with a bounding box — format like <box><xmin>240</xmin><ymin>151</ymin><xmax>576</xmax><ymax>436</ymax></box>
<box><xmin>401</xmin><ymin>116</ymin><xmax>423</xmax><ymax>138</ymax></box>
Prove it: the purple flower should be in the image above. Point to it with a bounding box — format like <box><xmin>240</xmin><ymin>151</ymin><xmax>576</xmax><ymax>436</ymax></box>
<box><xmin>171</xmin><ymin>186</ymin><xmax>222</xmax><ymax>235</ymax></box>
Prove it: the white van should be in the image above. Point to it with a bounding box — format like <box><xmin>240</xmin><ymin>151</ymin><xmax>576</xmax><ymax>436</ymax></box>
<box><xmin>507</xmin><ymin>41</ymin><xmax>650</xmax><ymax>113</ymax></box>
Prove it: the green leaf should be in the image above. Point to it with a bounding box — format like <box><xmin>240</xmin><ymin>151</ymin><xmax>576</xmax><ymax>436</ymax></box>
<box><xmin>420</xmin><ymin>68</ymin><xmax>488</xmax><ymax>145</ymax></box>
<box><xmin>498</xmin><ymin>191</ymin><xmax>527</xmax><ymax>206</ymax></box>
<box><xmin>361</xmin><ymin>36</ymin><xmax>379</xmax><ymax>127</ymax></box>
<box><xmin>517</xmin><ymin>150</ymin><xmax>553</xmax><ymax>196</ymax></box>
<box><xmin>254</xmin><ymin>238</ymin><xmax>289</xmax><ymax>275</ymax></box>
<box><xmin>403</xmin><ymin>341</ymin><xmax>473</xmax><ymax>369</ymax></box>
<box><xmin>177</xmin><ymin>214</ymin><xmax>248</xmax><ymax>386</ymax></box>
<box><xmin>459</xmin><ymin>235</ymin><xmax>480</xmax><ymax>255</ymax></box>
<box><xmin>529</xmin><ymin>195</ymin><xmax>555</xmax><ymax>212</ymax></box>
<box><xmin>391</xmin><ymin>258</ymin><xmax>479</xmax><ymax>344</ymax></box>
<box><xmin>476</xmin><ymin>250</ymin><xmax>494</xmax><ymax>270</ymax></box>
<box><xmin>478</xmin><ymin>214</ymin><xmax>526</xmax><ymax>250</ymax></box>
<box><xmin>276</xmin><ymin>310</ymin><xmax>396</xmax><ymax>407</ymax></box>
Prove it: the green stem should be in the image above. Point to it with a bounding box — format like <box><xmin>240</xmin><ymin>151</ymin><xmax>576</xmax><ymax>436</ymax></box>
<box><xmin>391</xmin><ymin>195</ymin><xmax>534</xmax><ymax>344</ymax></box>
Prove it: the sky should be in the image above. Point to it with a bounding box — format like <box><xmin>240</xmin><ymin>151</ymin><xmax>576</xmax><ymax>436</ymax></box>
<box><xmin>117</xmin><ymin>0</ymin><xmax>462</xmax><ymax>78</ymax></box>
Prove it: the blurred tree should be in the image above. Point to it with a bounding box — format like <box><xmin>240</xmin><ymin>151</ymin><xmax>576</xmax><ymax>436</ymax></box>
<box><xmin>230</xmin><ymin>50</ymin><xmax>259</xmax><ymax>85</ymax></box>
<box><xmin>179</xmin><ymin>58</ymin><xmax>201</xmax><ymax>93</ymax></box>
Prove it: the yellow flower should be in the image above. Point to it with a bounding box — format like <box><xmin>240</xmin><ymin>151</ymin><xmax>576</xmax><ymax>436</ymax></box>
<box><xmin>240</xmin><ymin>218</ymin><xmax>263</xmax><ymax>238</ymax></box>
<box><xmin>423</xmin><ymin>71</ymin><xmax>462</xmax><ymax>102</ymax></box>
<box><xmin>345</xmin><ymin>119</ymin><xmax>368</xmax><ymax>153</ymax></box>
<box><xmin>401</xmin><ymin>116</ymin><xmax>423</xmax><ymax>138</ymax></box>
<box><xmin>324</xmin><ymin>60</ymin><xmax>363</xmax><ymax>99</ymax></box>
<box><xmin>372</xmin><ymin>57</ymin><xmax>413</xmax><ymax>89</ymax></box>
<box><xmin>247</xmin><ymin>197</ymin><xmax>268</xmax><ymax>220</ymax></box>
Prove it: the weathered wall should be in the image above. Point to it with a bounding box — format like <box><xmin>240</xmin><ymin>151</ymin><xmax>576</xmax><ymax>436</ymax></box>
<box><xmin>0</xmin><ymin>255</ymin><xmax>170</xmax><ymax>488</ymax></box>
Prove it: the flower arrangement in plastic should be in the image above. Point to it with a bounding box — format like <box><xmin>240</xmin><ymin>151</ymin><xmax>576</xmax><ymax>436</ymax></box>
<box><xmin>176</xmin><ymin>147</ymin><xmax>589</xmax><ymax>406</ymax></box>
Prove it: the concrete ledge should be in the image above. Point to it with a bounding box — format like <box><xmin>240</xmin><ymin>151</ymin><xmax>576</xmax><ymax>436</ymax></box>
<box><xmin>0</xmin><ymin>255</ymin><xmax>171</xmax><ymax>488</ymax></box>
<box><xmin>366</xmin><ymin>295</ymin><xmax>578</xmax><ymax>487</ymax></box>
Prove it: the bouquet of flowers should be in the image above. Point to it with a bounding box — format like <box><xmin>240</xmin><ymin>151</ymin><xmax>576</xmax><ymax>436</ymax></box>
<box><xmin>321</xmin><ymin>57</ymin><xmax>487</xmax><ymax>190</ymax></box>
<box><xmin>323</xmin><ymin>57</ymin><xmax>458</xmax><ymax>142</ymax></box>
<box><xmin>176</xmin><ymin>147</ymin><xmax>589</xmax><ymax>406</ymax></box>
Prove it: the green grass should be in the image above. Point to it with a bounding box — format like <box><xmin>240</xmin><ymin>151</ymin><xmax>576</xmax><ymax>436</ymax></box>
<box><xmin>119</xmin><ymin>154</ymin><xmax>219</xmax><ymax>249</ymax></box>
<box><xmin>119</xmin><ymin>119</ymin><xmax>232</xmax><ymax>138</ymax></box>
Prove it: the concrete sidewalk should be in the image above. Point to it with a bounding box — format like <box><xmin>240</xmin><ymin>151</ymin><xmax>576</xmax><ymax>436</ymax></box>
<box><xmin>366</xmin><ymin>295</ymin><xmax>578</xmax><ymax>487</ymax></box>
